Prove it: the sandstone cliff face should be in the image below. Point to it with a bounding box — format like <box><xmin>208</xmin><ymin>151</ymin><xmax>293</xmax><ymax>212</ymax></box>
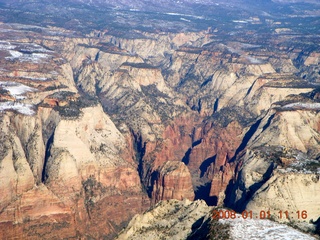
<box><xmin>55</xmin><ymin>26</ymin><xmax>320</xmax><ymax>219</ymax></box>
<box><xmin>226</xmin><ymin>97</ymin><xmax>320</xmax><ymax>231</ymax></box>
<box><xmin>151</xmin><ymin>161</ymin><xmax>194</xmax><ymax>203</ymax></box>
<box><xmin>0</xmin><ymin>18</ymin><xmax>320</xmax><ymax>239</ymax></box>
<box><xmin>116</xmin><ymin>199</ymin><xmax>317</xmax><ymax>240</ymax></box>
<box><xmin>0</xmin><ymin>106</ymin><xmax>148</xmax><ymax>239</ymax></box>
<box><xmin>115</xmin><ymin>199</ymin><xmax>212</xmax><ymax>240</ymax></box>
<box><xmin>108</xmin><ymin>31</ymin><xmax>208</xmax><ymax>66</ymax></box>
<box><xmin>247</xmin><ymin>171</ymin><xmax>320</xmax><ymax>223</ymax></box>
<box><xmin>42</xmin><ymin>106</ymin><xmax>148</xmax><ymax>238</ymax></box>
<box><xmin>0</xmin><ymin>27</ymin><xmax>149</xmax><ymax>239</ymax></box>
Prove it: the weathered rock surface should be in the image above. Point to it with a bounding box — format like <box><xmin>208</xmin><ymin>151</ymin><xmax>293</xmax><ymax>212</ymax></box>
<box><xmin>220</xmin><ymin>214</ymin><xmax>318</xmax><ymax>240</ymax></box>
<box><xmin>0</xmin><ymin>8</ymin><xmax>320</xmax><ymax>238</ymax></box>
<box><xmin>115</xmin><ymin>199</ymin><xmax>212</xmax><ymax>240</ymax></box>
<box><xmin>247</xmin><ymin>171</ymin><xmax>320</xmax><ymax>223</ymax></box>
<box><xmin>226</xmin><ymin>94</ymin><xmax>320</xmax><ymax>232</ymax></box>
<box><xmin>116</xmin><ymin>200</ymin><xmax>317</xmax><ymax>240</ymax></box>
<box><xmin>151</xmin><ymin>161</ymin><xmax>194</xmax><ymax>203</ymax></box>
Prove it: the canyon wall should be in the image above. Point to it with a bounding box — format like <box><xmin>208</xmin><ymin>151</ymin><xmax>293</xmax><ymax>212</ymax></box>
<box><xmin>0</xmin><ymin>20</ymin><xmax>319</xmax><ymax>238</ymax></box>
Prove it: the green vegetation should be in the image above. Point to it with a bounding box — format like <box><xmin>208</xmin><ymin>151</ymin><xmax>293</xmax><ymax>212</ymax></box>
<box><xmin>122</xmin><ymin>62</ymin><xmax>158</xmax><ymax>69</ymax></box>
<box><xmin>211</xmin><ymin>106</ymin><xmax>256</xmax><ymax>128</ymax></box>
<box><xmin>82</xmin><ymin>176</ymin><xmax>106</xmax><ymax>217</ymax></box>
<box><xmin>51</xmin><ymin>91</ymin><xmax>98</xmax><ymax>118</ymax></box>
<box><xmin>44</xmin><ymin>84</ymin><xmax>68</xmax><ymax>92</ymax></box>
<box><xmin>304</xmin><ymin>161</ymin><xmax>320</xmax><ymax>172</ymax></box>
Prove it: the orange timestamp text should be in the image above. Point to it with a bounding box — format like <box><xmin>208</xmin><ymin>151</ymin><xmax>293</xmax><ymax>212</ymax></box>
<box><xmin>212</xmin><ymin>209</ymin><xmax>308</xmax><ymax>220</ymax></box>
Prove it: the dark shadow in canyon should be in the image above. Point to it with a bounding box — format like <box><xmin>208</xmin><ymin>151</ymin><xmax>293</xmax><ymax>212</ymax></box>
<box><xmin>187</xmin><ymin>216</ymin><xmax>210</xmax><ymax>240</ymax></box>
<box><xmin>199</xmin><ymin>155</ymin><xmax>216</xmax><ymax>178</ymax></box>
<box><xmin>195</xmin><ymin>182</ymin><xmax>217</xmax><ymax>206</ymax></box>
<box><xmin>41</xmin><ymin>132</ymin><xmax>55</xmax><ymax>183</ymax></box>
<box><xmin>148</xmin><ymin>171</ymin><xmax>159</xmax><ymax>198</ymax></box>
<box><xmin>182</xmin><ymin>148</ymin><xmax>192</xmax><ymax>165</ymax></box>
<box><xmin>182</xmin><ymin>139</ymin><xmax>202</xmax><ymax>165</ymax></box>
<box><xmin>224</xmin><ymin>163</ymin><xmax>275</xmax><ymax>212</ymax></box>
<box><xmin>131</xmin><ymin>130</ymin><xmax>148</xmax><ymax>194</ymax></box>
<box><xmin>230</xmin><ymin>118</ymin><xmax>262</xmax><ymax>163</ymax></box>
<box><xmin>262</xmin><ymin>113</ymin><xmax>275</xmax><ymax>132</ymax></box>
<box><xmin>213</xmin><ymin>98</ymin><xmax>219</xmax><ymax>112</ymax></box>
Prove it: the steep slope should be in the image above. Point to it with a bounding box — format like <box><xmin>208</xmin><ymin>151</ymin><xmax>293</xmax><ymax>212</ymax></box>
<box><xmin>116</xmin><ymin>199</ymin><xmax>317</xmax><ymax>240</ymax></box>
<box><xmin>226</xmin><ymin>92</ymin><xmax>320</xmax><ymax>231</ymax></box>
<box><xmin>0</xmin><ymin>1</ymin><xmax>319</xmax><ymax>237</ymax></box>
<box><xmin>116</xmin><ymin>199</ymin><xmax>213</xmax><ymax>240</ymax></box>
<box><xmin>0</xmin><ymin>24</ymin><xmax>149</xmax><ymax>239</ymax></box>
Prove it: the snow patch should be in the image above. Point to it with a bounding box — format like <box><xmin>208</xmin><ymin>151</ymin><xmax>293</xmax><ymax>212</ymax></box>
<box><xmin>180</xmin><ymin>18</ymin><xmax>191</xmax><ymax>22</ymax></box>
<box><xmin>237</xmin><ymin>43</ymin><xmax>261</xmax><ymax>49</ymax></box>
<box><xmin>0</xmin><ymin>82</ymin><xmax>36</xmax><ymax>99</ymax></box>
<box><xmin>8</xmin><ymin>23</ymin><xmax>43</xmax><ymax>30</ymax></box>
<box><xmin>21</xmin><ymin>76</ymin><xmax>48</xmax><ymax>81</ymax></box>
<box><xmin>220</xmin><ymin>216</ymin><xmax>316</xmax><ymax>240</ymax></box>
<box><xmin>20</xmin><ymin>43</ymin><xmax>53</xmax><ymax>53</ymax></box>
<box><xmin>165</xmin><ymin>12</ymin><xmax>204</xmax><ymax>19</ymax></box>
<box><xmin>247</xmin><ymin>56</ymin><xmax>263</xmax><ymax>64</ymax></box>
<box><xmin>0</xmin><ymin>102</ymin><xmax>35</xmax><ymax>115</ymax></box>
<box><xmin>233</xmin><ymin>20</ymin><xmax>248</xmax><ymax>23</ymax></box>
<box><xmin>226</xmin><ymin>46</ymin><xmax>263</xmax><ymax>64</ymax></box>
<box><xmin>6</xmin><ymin>51</ymin><xmax>51</xmax><ymax>63</ymax></box>
<box><xmin>8</xmin><ymin>50</ymin><xmax>23</xmax><ymax>58</ymax></box>
<box><xmin>0</xmin><ymin>41</ymin><xmax>15</xmax><ymax>50</ymax></box>
<box><xmin>282</xmin><ymin>102</ymin><xmax>320</xmax><ymax>110</ymax></box>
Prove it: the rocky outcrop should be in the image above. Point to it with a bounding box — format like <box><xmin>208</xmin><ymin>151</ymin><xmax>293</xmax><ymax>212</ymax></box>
<box><xmin>247</xmin><ymin>171</ymin><xmax>320</xmax><ymax>223</ymax></box>
<box><xmin>225</xmin><ymin>94</ymin><xmax>320</xmax><ymax>231</ymax></box>
<box><xmin>43</xmin><ymin>105</ymin><xmax>147</xmax><ymax>237</ymax></box>
<box><xmin>115</xmin><ymin>199</ymin><xmax>212</xmax><ymax>240</ymax></box>
<box><xmin>1</xmin><ymin>12</ymin><xmax>320</xmax><ymax>238</ymax></box>
<box><xmin>151</xmin><ymin>161</ymin><xmax>194</xmax><ymax>203</ymax></box>
<box><xmin>0</xmin><ymin>105</ymin><xmax>149</xmax><ymax>239</ymax></box>
<box><xmin>116</xmin><ymin>199</ymin><xmax>317</xmax><ymax>240</ymax></box>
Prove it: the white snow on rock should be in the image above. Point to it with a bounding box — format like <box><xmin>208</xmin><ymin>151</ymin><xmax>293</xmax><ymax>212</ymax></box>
<box><xmin>165</xmin><ymin>12</ymin><xmax>204</xmax><ymax>19</ymax></box>
<box><xmin>282</xmin><ymin>102</ymin><xmax>320</xmax><ymax>110</ymax></box>
<box><xmin>7</xmin><ymin>50</ymin><xmax>23</xmax><ymax>58</ymax></box>
<box><xmin>8</xmin><ymin>23</ymin><xmax>43</xmax><ymax>29</ymax></box>
<box><xmin>0</xmin><ymin>38</ymin><xmax>53</xmax><ymax>63</ymax></box>
<box><xmin>6</xmin><ymin>50</ymin><xmax>51</xmax><ymax>63</ymax></box>
<box><xmin>20</xmin><ymin>43</ymin><xmax>53</xmax><ymax>53</ymax></box>
<box><xmin>180</xmin><ymin>18</ymin><xmax>191</xmax><ymax>22</ymax></box>
<box><xmin>0</xmin><ymin>41</ymin><xmax>52</xmax><ymax>54</ymax></box>
<box><xmin>226</xmin><ymin>46</ymin><xmax>263</xmax><ymax>64</ymax></box>
<box><xmin>0</xmin><ymin>81</ymin><xmax>36</xmax><ymax>99</ymax></box>
<box><xmin>21</xmin><ymin>76</ymin><xmax>48</xmax><ymax>81</ymax></box>
<box><xmin>220</xmin><ymin>216</ymin><xmax>316</xmax><ymax>240</ymax></box>
<box><xmin>233</xmin><ymin>20</ymin><xmax>248</xmax><ymax>23</ymax></box>
<box><xmin>0</xmin><ymin>102</ymin><xmax>35</xmax><ymax>115</ymax></box>
<box><xmin>0</xmin><ymin>41</ymin><xmax>15</xmax><ymax>50</ymax></box>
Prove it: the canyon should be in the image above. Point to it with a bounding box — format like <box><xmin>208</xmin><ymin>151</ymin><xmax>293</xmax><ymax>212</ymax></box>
<box><xmin>0</xmin><ymin>0</ymin><xmax>319</xmax><ymax>239</ymax></box>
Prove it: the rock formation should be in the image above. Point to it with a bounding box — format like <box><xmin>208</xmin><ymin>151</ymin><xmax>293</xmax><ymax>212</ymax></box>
<box><xmin>116</xmin><ymin>199</ymin><xmax>317</xmax><ymax>240</ymax></box>
<box><xmin>0</xmin><ymin>1</ymin><xmax>319</xmax><ymax>237</ymax></box>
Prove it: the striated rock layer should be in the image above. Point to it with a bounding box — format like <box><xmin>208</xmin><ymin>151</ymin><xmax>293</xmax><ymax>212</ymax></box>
<box><xmin>0</xmin><ymin>12</ymin><xmax>319</xmax><ymax>238</ymax></box>
<box><xmin>116</xmin><ymin>199</ymin><xmax>317</xmax><ymax>240</ymax></box>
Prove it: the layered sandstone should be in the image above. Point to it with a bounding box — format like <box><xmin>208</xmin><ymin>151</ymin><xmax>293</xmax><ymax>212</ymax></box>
<box><xmin>115</xmin><ymin>199</ymin><xmax>212</xmax><ymax>240</ymax></box>
<box><xmin>0</xmin><ymin>14</ymin><xmax>320</xmax><ymax>239</ymax></box>
<box><xmin>116</xmin><ymin>200</ymin><xmax>316</xmax><ymax>240</ymax></box>
<box><xmin>247</xmin><ymin>171</ymin><xmax>320</xmax><ymax>223</ymax></box>
<box><xmin>226</xmin><ymin>96</ymin><xmax>320</xmax><ymax>231</ymax></box>
<box><xmin>151</xmin><ymin>161</ymin><xmax>194</xmax><ymax>203</ymax></box>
